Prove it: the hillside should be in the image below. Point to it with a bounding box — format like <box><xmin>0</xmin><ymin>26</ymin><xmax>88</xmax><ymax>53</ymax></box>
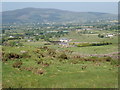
<box><xmin>1</xmin><ymin>8</ymin><xmax>117</xmax><ymax>24</ymax></box>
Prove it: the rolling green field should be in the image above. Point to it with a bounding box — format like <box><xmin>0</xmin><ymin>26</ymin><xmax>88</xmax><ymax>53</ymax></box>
<box><xmin>2</xmin><ymin>61</ymin><xmax>118</xmax><ymax>88</ymax></box>
<box><xmin>2</xmin><ymin>46</ymin><xmax>118</xmax><ymax>88</ymax></box>
<box><xmin>2</xmin><ymin>30</ymin><xmax>119</xmax><ymax>88</ymax></box>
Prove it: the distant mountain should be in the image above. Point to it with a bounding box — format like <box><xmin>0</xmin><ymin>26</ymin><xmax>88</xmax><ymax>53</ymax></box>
<box><xmin>1</xmin><ymin>8</ymin><xmax>117</xmax><ymax>24</ymax></box>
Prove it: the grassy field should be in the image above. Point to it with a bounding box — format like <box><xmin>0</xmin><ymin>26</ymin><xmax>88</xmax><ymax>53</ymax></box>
<box><xmin>0</xmin><ymin>61</ymin><xmax>2</xmax><ymax>89</ymax></box>
<box><xmin>59</xmin><ymin>30</ymin><xmax>118</xmax><ymax>43</ymax></box>
<box><xmin>23</xmin><ymin>41</ymin><xmax>118</xmax><ymax>55</ymax></box>
<box><xmin>2</xmin><ymin>30</ymin><xmax>119</xmax><ymax>88</ymax></box>
<box><xmin>2</xmin><ymin>61</ymin><xmax>118</xmax><ymax>88</ymax></box>
<box><xmin>2</xmin><ymin>44</ymin><xmax>118</xmax><ymax>88</ymax></box>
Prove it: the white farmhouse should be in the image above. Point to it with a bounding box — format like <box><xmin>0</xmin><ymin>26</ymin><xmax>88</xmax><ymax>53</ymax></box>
<box><xmin>60</xmin><ymin>38</ymin><xmax>69</xmax><ymax>42</ymax></box>
<box><xmin>105</xmin><ymin>34</ymin><xmax>114</xmax><ymax>38</ymax></box>
<box><xmin>108</xmin><ymin>34</ymin><xmax>113</xmax><ymax>37</ymax></box>
<box><xmin>9</xmin><ymin>36</ymin><xmax>14</xmax><ymax>38</ymax></box>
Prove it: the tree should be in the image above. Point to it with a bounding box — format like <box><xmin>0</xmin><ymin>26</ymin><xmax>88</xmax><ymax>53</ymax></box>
<box><xmin>98</xmin><ymin>34</ymin><xmax>104</xmax><ymax>38</ymax></box>
<box><xmin>35</xmin><ymin>36</ymin><xmax>39</xmax><ymax>41</ymax></box>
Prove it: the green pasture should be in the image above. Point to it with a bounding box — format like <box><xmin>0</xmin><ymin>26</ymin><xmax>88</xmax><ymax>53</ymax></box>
<box><xmin>2</xmin><ymin>59</ymin><xmax>118</xmax><ymax>88</ymax></box>
<box><xmin>2</xmin><ymin>29</ymin><xmax>119</xmax><ymax>88</ymax></box>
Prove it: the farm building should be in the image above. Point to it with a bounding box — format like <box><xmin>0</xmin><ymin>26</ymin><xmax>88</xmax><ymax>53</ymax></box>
<box><xmin>60</xmin><ymin>38</ymin><xmax>69</xmax><ymax>42</ymax></box>
<box><xmin>105</xmin><ymin>34</ymin><xmax>114</xmax><ymax>38</ymax></box>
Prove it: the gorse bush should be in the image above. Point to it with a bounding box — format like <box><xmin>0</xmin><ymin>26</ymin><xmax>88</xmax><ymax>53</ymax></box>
<box><xmin>105</xmin><ymin>57</ymin><xmax>112</xmax><ymax>62</ymax></box>
<box><xmin>12</xmin><ymin>61</ymin><xmax>23</xmax><ymax>68</ymax></box>
<box><xmin>2</xmin><ymin>52</ymin><xmax>31</xmax><ymax>63</ymax></box>
<box><xmin>36</xmin><ymin>58</ymin><xmax>44</xmax><ymax>64</ymax></box>
<box><xmin>5</xmin><ymin>53</ymin><xmax>22</xmax><ymax>60</ymax></box>
<box><xmin>59</xmin><ymin>53</ymin><xmax>68</xmax><ymax>59</ymax></box>
<box><xmin>47</xmin><ymin>49</ymin><xmax>56</xmax><ymax>56</ymax></box>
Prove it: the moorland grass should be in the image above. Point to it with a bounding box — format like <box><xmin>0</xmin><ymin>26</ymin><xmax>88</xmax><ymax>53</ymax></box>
<box><xmin>2</xmin><ymin>61</ymin><xmax>118</xmax><ymax>88</ymax></box>
<box><xmin>2</xmin><ymin>45</ymin><xmax>118</xmax><ymax>88</ymax></box>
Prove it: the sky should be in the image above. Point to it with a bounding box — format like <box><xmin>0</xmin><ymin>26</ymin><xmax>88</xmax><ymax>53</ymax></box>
<box><xmin>2</xmin><ymin>2</ymin><xmax>118</xmax><ymax>14</ymax></box>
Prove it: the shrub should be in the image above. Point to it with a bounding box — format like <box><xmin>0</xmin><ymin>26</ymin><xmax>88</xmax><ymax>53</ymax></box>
<box><xmin>59</xmin><ymin>53</ymin><xmax>68</xmax><ymax>59</ymax></box>
<box><xmin>36</xmin><ymin>58</ymin><xmax>44</xmax><ymax>64</ymax></box>
<box><xmin>70</xmin><ymin>59</ymin><xmax>79</xmax><ymax>64</ymax></box>
<box><xmin>110</xmin><ymin>59</ymin><xmax>118</xmax><ymax>65</ymax></box>
<box><xmin>43</xmin><ymin>63</ymin><xmax>50</xmax><ymax>67</ymax></box>
<box><xmin>91</xmin><ymin>42</ymin><xmax>112</xmax><ymax>46</ymax></box>
<box><xmin>34</xmin><ymin>49</ymin><xmax>40</xmax><ymax>53</ymax></box>
<box><xmin>39</xmin><ymin>53</ymin><xmax>45</xmax><ymax>57</ymax></box>
<box><xmin>77</xmin><ymin>43</ymin><xmax>92</xmax><ymax>47</ymax></box>
<box><xmin>39</xmin><ymin>46</ymin><xmax>48</xmax><ymax>51</ymax></box>
<box><xmin>98</xmin><ymin>34</ymin><xmax>104</xmax><ymax>38</ymax></box>
<box><xmin>44</xmin><ymin>43</ymin><xmax>51</xmax><ymax>45</ymax></box>
<box><xmin>76</xmin><ymin>42</ymin><xmax>112</xmax><ymax>47</ymax></box>
<box><xmin>34</xmin><ymin>69</ymin><xmax>44</xmax><ymax>75</ymax></box>
<box><xmin>105</xmin><ymin>57</ymin><xmax>112</xmax><ymax>62</ymax></box>
<box><xmin>2</xmin><ymin>52</ymin><xmax>7</xmax><ymax>62</ymax></box>
<box><xmin>5</xmin><ymin>53</ymin><xmax>22</xmax><ymax>60</ymax></box>
<box><xmin>47</xmin><ymin>49</ymin><xmax>56</xmax><ymax>56</ymax></box>
<box><xmin>2</xmin><ymin>58</ymin><xmax>7</xmax><ymax>62</ymax></box>
<box><xmin>21</xmin><ymin>53</ymin><xmax>30</xmax><ymax>58</ymax></box>
<box><xmin>12</xmin><ymin>61</ymin><xmax>23</xmax><ymax>68</ymax></box>
<box><xmin>20</xmin><ymin>66</ymin><xmax>33</xmax><ymax>71</ymax></box>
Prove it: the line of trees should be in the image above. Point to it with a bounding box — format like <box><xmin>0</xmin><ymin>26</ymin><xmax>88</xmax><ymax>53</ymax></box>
<box><xmin>75</xmin><ymin>42</ymin><xmax>112</xmax><ymax>47</ymax></box>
